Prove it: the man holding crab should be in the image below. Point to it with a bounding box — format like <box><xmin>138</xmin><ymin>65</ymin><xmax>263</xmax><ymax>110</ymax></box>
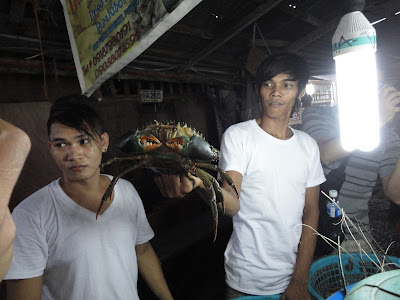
<box><xmin>156</xmin><ymin>53</ymin><xmax>326</xmax><ymax>299</ymax></box>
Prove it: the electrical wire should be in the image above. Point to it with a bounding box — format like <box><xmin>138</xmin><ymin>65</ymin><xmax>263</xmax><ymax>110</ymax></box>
<box><xmin>125</xmin><ymin>65</ymin><xmax>178</xmax><ymax>72</ymax></box>
<box><xmin>33</xmin><ymin>0</ymin><xmax>49</xmax><ymax>100</ymax></box>
<box><xmin>190</xmin><ymin>67</ymin><xmax>245</xmax><ymax>86</ymax></box>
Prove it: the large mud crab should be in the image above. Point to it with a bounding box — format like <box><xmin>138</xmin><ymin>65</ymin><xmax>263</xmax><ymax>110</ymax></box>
<box><xmin>98</xmin><ymin>121</ymin><xmax>238</xmax><ymax>241</ymax></box>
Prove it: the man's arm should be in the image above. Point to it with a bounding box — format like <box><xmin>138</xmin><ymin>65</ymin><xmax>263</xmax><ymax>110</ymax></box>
<box><xmin>154</xmin><ymin>170</ymin><xmax>242</xmax><ymax>216</ymax></box>
<box><xmin>313</xmin><ymin>86</ymin><xmax>400</xmax><ymax>167</ymax></box>
<box><xmin>220</xmin><ymin>170</ymin><xmax>242</xmax><ymax>216</ymax></box>
<box><xmin>282</xmin><ymin>185</ymin><xmax>320</xmax><ymax>300</ymax></box>
<box><xmin>301</xmin><ymin>106</ymin><xmax>348</xmax><ymax>166</ymax></box>
<box><xmin>136</xmin><ymin>241</ymin><xmax>173</xmax><ymax>300</ymax></box>
<box><xmin>380</xmin><ymin>86</ymin><xmax>400</xmax><ymax>204</ymax></box>
<box><xmin>316</xmin><ymin>137</ymin><xmax>350</xmax><ymax>166</ymax></box>
<box><xmin>381</xmin><ymin>161</ymin><xmax>400</xmax><ymax>204</ymax></box>
<box><xmin>6</xmin><ymin>276</ymin><xmax>43</xmax><ymax>300</ymax></box>
<box><xmin>0</xmin><ymin>119</ymin><xmax>30</xmax><ymax>204</ymax></box>
<box><xmin>379</xmin><ymin>86</ymin><xmax>400</xmax><ymax>126</ymax></box>
<box><xmin>0</xmin><ymin>119</ymin><xmax>31</xmax><ymax>281</ymax></box>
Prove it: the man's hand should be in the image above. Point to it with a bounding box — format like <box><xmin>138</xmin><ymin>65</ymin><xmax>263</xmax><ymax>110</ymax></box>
<box><xmin>154</xmin><ymin>173</ymin><xmax>202</xmax><ymax>199</ymax></box>
<box><xmin>155</xmin><ymin>171</ymin><xmax>242</xmax><ymax>216</ymax></box>
<box><xmin>281</xmin><ymin>279</ymin><xmax>312</xmax><ymax>300</ymax></box>
<box><xmin>380</xmin><ymin>86</ymin><xmax>400</xmax><ymax>126</ymax></box>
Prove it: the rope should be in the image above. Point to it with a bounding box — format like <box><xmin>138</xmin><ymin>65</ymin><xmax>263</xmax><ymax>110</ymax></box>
<box><xmin>33</xmin><ymin>0</ymin><xmax>49</xmax><ymax>100</ymax></box>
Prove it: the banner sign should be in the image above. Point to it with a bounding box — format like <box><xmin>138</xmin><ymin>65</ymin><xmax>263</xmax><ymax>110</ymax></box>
<box><xmin>60</xmin><ymin>0</ymin><xmax>202</xmax><ymax>96</ymax></box>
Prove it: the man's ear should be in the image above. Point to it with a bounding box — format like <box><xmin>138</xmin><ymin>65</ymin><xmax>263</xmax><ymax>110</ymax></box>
<box><xmin>101</xmin><ymin>132</ymin><xmax>109</xmax><ymax>150</ymax></box>
<box><xmin>298</xmin><ymin>88</ymin><xmax>306</xmax><ymax>99</ymax></box>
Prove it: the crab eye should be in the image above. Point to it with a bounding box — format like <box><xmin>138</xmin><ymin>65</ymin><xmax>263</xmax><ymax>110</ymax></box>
<box><xmin>166</xmin><ymin>138</ymin><xmax>186</xmax><ymax>153</ymax></box>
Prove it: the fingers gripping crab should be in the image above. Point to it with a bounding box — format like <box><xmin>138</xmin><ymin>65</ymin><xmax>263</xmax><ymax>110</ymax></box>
<box><xmin>98</xmin><ymin>121</ymin><xmax>239</xmax><ymax>241</ymax></box>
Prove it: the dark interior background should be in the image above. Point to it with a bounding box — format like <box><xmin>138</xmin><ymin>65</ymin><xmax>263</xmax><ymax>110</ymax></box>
<box><xmin>1</xmin><ymin>0</ymin><xmax>400</xmax><ymax>299</ymax></box>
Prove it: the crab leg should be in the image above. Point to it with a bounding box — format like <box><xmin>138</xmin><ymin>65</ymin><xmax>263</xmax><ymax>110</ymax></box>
<box><xmin>96</xmin><ymin>160</ymin><xmax>148</xmax><ymax>219</ymax></box>
<box><xmin>194</xmin><ymin>170</ymin><xmax>225</xmax><ymax>215</ymax></box>
<box><xmin>210</xmin><ymin>175</ymin><xmax>225</xmax><ymax>214</ymax></box>
<box><xmin>195</xmin><ymin>168</ymin><xmax>219</xmax><ymax>242</ymax></box>
<box><xmin>101</xmin><ymin>155</ymin><xmax>144</xmax><ymax>169</ymax></box>
<box><xmin>195</xmin><ymin>162</ymin><xmax>239</xmax><ymax>198</ymax></box>
<box><xmin>184</xmin><ymin>161</ymin><xmax>224</xmax><ymax>212</ymax></box>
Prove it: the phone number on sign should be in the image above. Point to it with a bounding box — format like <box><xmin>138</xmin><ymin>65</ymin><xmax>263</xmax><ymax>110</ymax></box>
<box><xmin>90</xmin><ymin>23</ymin><xmax>140</xmax><ymax>78</ymax></box>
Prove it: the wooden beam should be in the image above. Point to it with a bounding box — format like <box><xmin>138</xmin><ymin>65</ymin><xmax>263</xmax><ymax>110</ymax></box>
<box><xmin>283</xmin><ymin>16</ymin><xmax>340</xmax><ymax>53</ymax></box>
<box><xmin>283</xmin><ymin>0</ymin><xmax>380</xmax><ymax>53</ymax></box>
<box><xmin>181</xmin><ymin>0</ymin><xmax>284</xmax><ymax>72</ymax></box>
<box><xmin>118</xmin><ymin>67</ymin><xmax>239</xmax><ymax>86</ymax></box>
<box><xmin>169</xmin><ymin>24</ymin><xmax>214</xmax><ymax>40</ymax></box>
<box><xmin>0</xmin><ymin>57</ymin><xmax>76</xmax><ymax>76</ymax></box>
<box><xmin>280</xmin><ymin>6</ymin><xmax>323</xmax><ymax>27</ymax></box>
<box><xmin>250</xmin><ymin>38</ymin><xmax>290</xmax><ymax>48</ymax></box>
<box><xmin>145</xmin><ymin>48</ymin><xmax>238</xmax><ymax>68</ymax></box>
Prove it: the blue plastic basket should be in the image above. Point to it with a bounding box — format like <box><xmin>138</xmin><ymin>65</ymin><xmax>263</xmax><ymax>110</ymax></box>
<box><xmin>308</xmin><ymin>253</ymin><xmax>400</xmax><ymax>300</ymax></box>
<box><xmin>233</xmin><ymin>295</ymin><xmax>281</xmax><ymax>300</ymax></box>
<box><xmin>325</xmin><ymin>282</ymin><xmax>357</xmax><ymax>300</ymax></box>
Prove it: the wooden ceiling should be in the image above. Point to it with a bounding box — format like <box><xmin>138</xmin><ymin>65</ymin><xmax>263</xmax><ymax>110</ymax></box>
<box><xmin>1</xmin><ymin>0</ymin><xmax>400</xmax><ymax>89</ymax></box>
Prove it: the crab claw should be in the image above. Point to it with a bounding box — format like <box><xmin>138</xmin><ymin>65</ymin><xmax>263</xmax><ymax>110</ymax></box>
<box><xmin>116</xmin><ymin>130</ymin><xmax>161</xmax><ymax>154</ymax></box>
<box><xmin>210</xmin><ymin>201</ymin><xmax>219</xmax><ymax>242</ymax></box>
<box><xmin>195</xmin><ymin>168</ymin><xmax>219</xmax><ymax>242</ymax></box>
<box><xmin>96</xmin><ymin>175</ymin><xmax>119</xmax><ymax>219</ymax></box>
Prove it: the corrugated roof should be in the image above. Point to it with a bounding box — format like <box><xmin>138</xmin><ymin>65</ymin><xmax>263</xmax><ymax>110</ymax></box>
<box><xmin>1</xmin><ymin>0</ymin><xmax>399</xmax><ymax>86</ymax></box>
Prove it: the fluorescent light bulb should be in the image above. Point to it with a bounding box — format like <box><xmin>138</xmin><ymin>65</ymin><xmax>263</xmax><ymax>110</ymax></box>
<box><xmin>306</xmin><ymin>83</ymin><xmax>315</xmax><ymax>96</ymax></box>
<box><xmin>332</xmin><ymin>11</ymin><xmax>380</xmax><ymax>152</ymax></box>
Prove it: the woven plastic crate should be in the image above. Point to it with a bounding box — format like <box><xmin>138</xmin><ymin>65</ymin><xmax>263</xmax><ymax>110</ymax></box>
<box><xmin>308</xmin><ymin>253</ymin><xmax>400</xmax><ymax>300</ymax></box>
<box><xmin>233</xmin><ymin>295</ymin><xmax>280</xmax><ymax>300</ymax></box>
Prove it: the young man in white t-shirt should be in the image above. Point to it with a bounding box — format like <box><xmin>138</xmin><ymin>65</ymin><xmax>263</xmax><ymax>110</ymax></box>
<box><xmin>155</xmin><ymin>53</ymin><xmax>325</xmax><ymax>299</ymax></box>
<box><xmin>5</xmin><ymin>97</ymin><xmax>174</xmax><ymax>300</ymax></box>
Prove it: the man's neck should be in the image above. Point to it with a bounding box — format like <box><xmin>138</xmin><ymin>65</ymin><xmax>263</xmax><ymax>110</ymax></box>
<box><xmin>60</xmin><ymin>174</ymin><xmax>104</xmax><ymax>203</ymax></box>
<box><xmin>256</xmin><ymin>116</ymin><xmax>292</xmax><ymax>140</ymax></box>
<box><xmin>59</xmin><ymin>174</ymin><xmax>113</xmax><ymax>214</ymax></box>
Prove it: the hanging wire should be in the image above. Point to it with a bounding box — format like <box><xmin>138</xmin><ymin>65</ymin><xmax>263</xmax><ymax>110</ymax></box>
<box><xmin>33</xmin><ymin>0</ymin><xmax>49</xmax><ymax>100</ymax></box>
<box><xmin>252</xmin><ymin>22</ymin><xmax>256</xmax><ymax>46</ymax></box>
<box><xmin>253</xmin><ymin>23</ymin><xmax>272</xmax><ymax>55</ymax></box>
<box><xmin>338</xmin><ymin>236</ymin><xmax>348</xmax><ymax>296</ymax></box>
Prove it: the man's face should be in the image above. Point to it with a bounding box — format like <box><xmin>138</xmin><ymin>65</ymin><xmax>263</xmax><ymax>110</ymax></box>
<box><xmin>48</xmin><ymin>122</ymin><xmax>108</xmax><ymax>183</ymax></box>
<box><xmin>259</xmin><ymin>73</ymin><xmax>301</xmax><ymax>120</ymax></box>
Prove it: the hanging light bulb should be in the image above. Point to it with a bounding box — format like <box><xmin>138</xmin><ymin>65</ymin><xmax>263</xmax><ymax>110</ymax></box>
<box><xmin>332</xmin><ymin>11</ymin><xmax>380</xmax><ymax>152</ymax></box>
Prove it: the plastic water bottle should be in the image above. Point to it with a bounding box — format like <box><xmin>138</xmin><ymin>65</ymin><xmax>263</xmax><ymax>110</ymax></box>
<box><xmin>327</xmin><ymin>190</ymin><xmax>342</xmax><ymax>218</ymax></box>
<box><xmin>320</xmin><ymin>190</ymin><xmax>344</xmax><ymax>252</ymax></box>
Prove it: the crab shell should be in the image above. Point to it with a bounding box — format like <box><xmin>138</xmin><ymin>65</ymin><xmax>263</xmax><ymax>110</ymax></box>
<box><xmin>115</xmin><ymin>122</ymin><xmax>220</xmax><ymax>162</ymax></box>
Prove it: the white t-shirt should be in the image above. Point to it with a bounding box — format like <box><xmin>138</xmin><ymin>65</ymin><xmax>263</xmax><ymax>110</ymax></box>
<box><xmin>5</xmin><ymin>175</ymin><xmax>154</xmax><ymax>300</ymax></box>
<box><xmin>219</xmin><ymin>120</ymin><xmax>325</xmax><ymax>295</ymax></box>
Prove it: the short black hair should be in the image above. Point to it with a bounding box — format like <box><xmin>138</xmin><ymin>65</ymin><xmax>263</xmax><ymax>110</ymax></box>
<box><xmin>47</xmin><ymin>95</ymin><xmax>104</xmax><ymax>141</ymax></box>
<box><xmin>255</xmin><ymin>53</ymin><xmax>309</xmax><ymax>94</ymax></box>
